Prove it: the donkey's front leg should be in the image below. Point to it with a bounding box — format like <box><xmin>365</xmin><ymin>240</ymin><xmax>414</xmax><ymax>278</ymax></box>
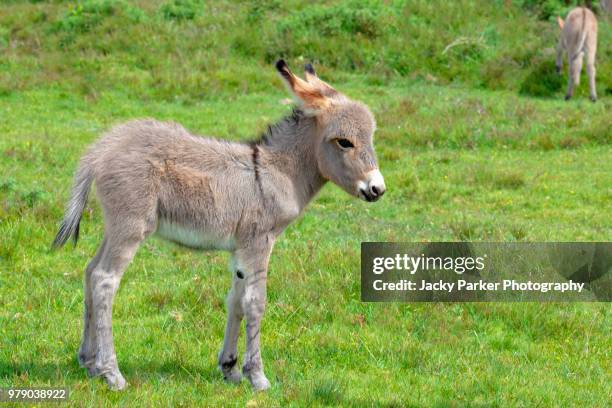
<box><xmin>218</xmin><ymin>270</ymin><xmax>245</xmax><ymax>384</ymax></box>
<box><xmin>237</xmin><ymin>243</ymin><xmax>274</xmax><ymax>391</ymax></box>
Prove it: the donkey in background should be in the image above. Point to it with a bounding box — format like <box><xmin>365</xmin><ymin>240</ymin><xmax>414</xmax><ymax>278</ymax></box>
<box><xmin>53</xmin><ymin>60</ymin><xmax>386</xmax><ymax>391</ymax></box>
<box><xmin>556</xmin><ymin>7</ymin><xmax>598</xmax><ymax>101</ymax></box>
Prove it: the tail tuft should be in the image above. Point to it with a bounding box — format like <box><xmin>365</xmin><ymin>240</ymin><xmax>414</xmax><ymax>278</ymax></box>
<box><xmin>52</xmin><ymin>160</ymin><xmax>93</xmax><ymax>249</ymax></box>
<box><xmin>52</xmin><ymin>216</ymin><xmax>82</xmax><ymax>248</ymax></box>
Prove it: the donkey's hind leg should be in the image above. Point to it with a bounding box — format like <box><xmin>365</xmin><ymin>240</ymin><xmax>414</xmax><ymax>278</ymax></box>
<box><xmin>565</xmin><ymin>51</ymin><xmax>584</xmax><ymax>100</ymax></box>
<box><xmin>89</xmin><ymin>222</ymin><xmax>151</xmax><ymax>390</ymax></box>
<box><xmin>78</xmin><ymin>237</ymin><xmax>107</xmax><ymax>373</ymax></box>
<box><xmin>586</xmin><ymin>44</ymin><xmax>597</xmax><ymax>102</ymax></box>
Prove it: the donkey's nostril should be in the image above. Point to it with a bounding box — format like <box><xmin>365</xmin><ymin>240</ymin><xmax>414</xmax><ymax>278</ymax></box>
<box><xmin>370</xmin><ymin>184</ymin><xmax>385</xmax><ymax>199</ymax></box>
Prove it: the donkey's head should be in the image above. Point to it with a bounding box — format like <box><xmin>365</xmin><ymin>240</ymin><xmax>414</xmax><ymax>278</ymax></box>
<box><xmin>276</xmin><ymin>60</ymin><xmax>385</xmax><ymax>202</ymax></box>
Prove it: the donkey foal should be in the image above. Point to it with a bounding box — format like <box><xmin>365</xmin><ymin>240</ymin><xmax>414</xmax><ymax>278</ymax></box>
<box><xmin>556</xmin><ymin>7</ymin><xmax>598</xmax><ymax>101</ymax></box>
<box><xmin>53</xmin><ymin>60</ymin><xmax>386</xmax><ymax>391</ymax></box>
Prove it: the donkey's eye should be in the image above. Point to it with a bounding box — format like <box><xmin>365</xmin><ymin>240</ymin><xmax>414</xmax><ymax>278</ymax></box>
<box><xmin>336</xmin><ymin>138</ymin><xmax>354</xmax><ymax>149</ymax></box>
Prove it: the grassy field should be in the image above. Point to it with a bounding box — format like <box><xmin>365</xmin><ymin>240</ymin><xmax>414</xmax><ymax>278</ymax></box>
<box><xmin>1</xmin><ymin>1</ymin><xmax>611</xmax><ymax>407</ymax></box>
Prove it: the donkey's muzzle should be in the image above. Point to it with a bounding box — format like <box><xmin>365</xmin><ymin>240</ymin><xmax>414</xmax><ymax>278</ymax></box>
<box><xmin>360</xmin><ymin>187</ymin><xmax>384</xmax><ymax>202</ymax></box>
<box><xmin>358</xmin><ymin>169</ymin><xmax>386</xmax><ymax>202</ymax></box>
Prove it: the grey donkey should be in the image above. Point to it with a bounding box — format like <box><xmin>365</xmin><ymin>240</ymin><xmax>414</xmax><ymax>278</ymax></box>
<box><xmin>556</xmin><ymin>7</ymin><xmax>598</xmax><ymax>101</ymax></box>
<box><xmin>53</xmin><ymin>60</ymin><xmax>386</xmax><ymax>391</ymax></box>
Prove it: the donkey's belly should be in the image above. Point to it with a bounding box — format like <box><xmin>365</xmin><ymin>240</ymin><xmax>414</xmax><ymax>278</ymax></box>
<box><xmin>155</xmin><ymin>219</ymin><xmax>235</xmax><ymax>251</ymax></box>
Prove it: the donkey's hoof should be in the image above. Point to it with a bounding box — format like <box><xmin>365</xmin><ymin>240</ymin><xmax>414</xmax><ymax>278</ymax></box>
<box><xmin>78</xmin><ymin>357</ymin><xmax>98</xmax><ymax>378</ymax></box>
<box><xmin>86</xmin><ymin>365</ymin><xmax>99</xmax><ymax>378</ymax></box>
<box><xmin>247</xmin><ymin>372</ymin><xmax>271</xmax><ymax>391</ymax></box>
<box><xmin>103</xmin><ymin>371</ymin><xmax>127</xmax><ymax>391</ymax></box>
<box><xmin>219</xmin><ymin>352</ymin><xmax>241</xmax><ymax>384</ymax></box>
<box><xmin>77</xmin><ymin>352</ymin><xmax>95</xmax><ymax>370</ymax></box>
<box><xmin>590</xmin><ymin>96</ymin><xmax>597</xmax><ymax>103</ymax></box>
<box><xmin>564</xmin><ymin>95</ymin><xmax>572</xmax><ymax>101</ymax></box>
<box><xmin>84</xmin><ymin>362</ymin><xmax>102</xmax><ymax>378</ymax></box>
<box><xmin>223</xmin><ymin>369</ymin><xmax>242</xmax><ymax>384</ymax></box>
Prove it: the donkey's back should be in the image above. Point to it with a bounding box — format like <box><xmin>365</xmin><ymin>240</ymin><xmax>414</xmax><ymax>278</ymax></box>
<box><xmin>54</xmin><ymin>119</ymin><xmax>257</xmax><ymax>249</ymax></box>
<box><xmin>561</xmin><ymin>7</ymin><xmax>597</xmax><ymax>52</ymax></box>
<box><xmin>89</xmin><ymin>119</ymin><xmax>248</xmax><ymax>180</ymax></box>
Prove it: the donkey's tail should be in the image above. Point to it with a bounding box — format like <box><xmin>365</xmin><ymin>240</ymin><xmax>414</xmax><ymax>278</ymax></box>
<box><xmin>53</xmin><ymin>160</ymin><xmax>94</xmax><ymax>248</ymax></box>
<box><xmin>577</xmin><ymin>7</ymin><xmax>588</xmax><ymax>52</ymax></box>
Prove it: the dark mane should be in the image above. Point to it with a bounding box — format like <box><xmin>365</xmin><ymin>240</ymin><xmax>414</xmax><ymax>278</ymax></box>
<box><xmin>250</xmin><ymin>107</ymin><xmax>305</xmax><ymax>147</ymax></box>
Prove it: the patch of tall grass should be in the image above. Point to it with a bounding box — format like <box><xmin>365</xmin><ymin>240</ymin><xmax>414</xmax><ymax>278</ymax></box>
<box><xmin>0</xmin><ymin>0</ymin><xmax>609</xmax><ymax>102</ymax></box>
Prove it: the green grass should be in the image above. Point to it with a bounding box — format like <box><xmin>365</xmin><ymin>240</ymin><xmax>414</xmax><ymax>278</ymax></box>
<box><xmin>1</xmin><ymin>0</ymin><xmax>611</xmax><ymax>101</ymax></box>
<box><xmin>1</xmin><ymin>0</ymin><xmax>611</xmax><ymax>406</ymax></box>
<box><xmin>1</xmin><ymin>78</ymin><xmax>610</xmax><ymax>406</ymax></box>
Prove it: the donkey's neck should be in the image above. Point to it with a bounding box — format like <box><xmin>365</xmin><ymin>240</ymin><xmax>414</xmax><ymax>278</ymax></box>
<box><xmin>255</xmin><ymin>109</ymin><xmax>327</xmax><ymax>210</ymax></box>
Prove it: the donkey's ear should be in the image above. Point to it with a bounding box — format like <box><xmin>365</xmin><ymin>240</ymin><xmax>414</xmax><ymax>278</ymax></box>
<box><xmin>304</xmin><ymin>62</ymin><xmax>339</xmax><ymax>97</ymax></box>
<box><xmin>276</xmin><ymin>59</ymin><xmax>330</xmax><ymax>112</ymax></box>
<box><xmin>557</xmin><ymin>16</ymin><xmax>564</xmax><ymax>30</ymax></box>
<box><xmin>304</xmin><ymin>63</ymin><xmax>317</xmax><ymax>82</ymax></box>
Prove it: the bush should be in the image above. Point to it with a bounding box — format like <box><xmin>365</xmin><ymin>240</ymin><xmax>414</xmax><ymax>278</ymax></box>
<box><xmin>159</xmin><ymin>0</ymin><xmax>204</xmax><ymax>21</ymax></box>
<box><xmin>514</xmin><ymin>0</ymin><xmax>606</xmax><ymax>20</ymax></box>
<box><xmin>519</xmin><ymin>59</ymin><xmax>563</xmax><ymax>97</ymax></box>
<box><xmin>277</xmin><ymin>3</ymin><xmax>383</xmax><ymax>38</ymax></box>
<box><xmin>53</xmin><ymin>0</ymin><xmax>144</xmax><ymax>35</ymax></box>
<box><xmin>515</xmin><ymin>0</ymin><xmax>572</xmax><ymax>20</ymax></box>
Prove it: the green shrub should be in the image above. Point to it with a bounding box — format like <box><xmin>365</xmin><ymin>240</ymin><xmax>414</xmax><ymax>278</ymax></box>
<box><xmin>519</xmin><ymin>59</ymin><xmax>563</xmax><ymax>97</ymax></box>
<box><xmin>514</xmin><ymin>0</ymin><xmax>606</xmax><ymax>20</ymax></box>
<box><xmin>277</xmin><ymin>3</ymin><xmax>383</xmax><ymax>38</ymax></box>
<box><xmin>53</xmin><ymin>0</ymin><xmax>144</xmax><ymax>35</ymax></box>
<box><xmin>159</xmin><ymin>0</ymin><xmax>204</xmax><ymax>21</ymax></box>
<box><xmin>515</xmin><ymin>0</ymin><xmax>572</xmax><ymax>20</ymax></box>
